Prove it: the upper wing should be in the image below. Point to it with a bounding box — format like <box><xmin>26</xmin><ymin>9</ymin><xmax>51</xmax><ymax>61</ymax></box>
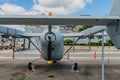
<box><xmin>22</xmin><ymin>33</ymin><xmax>41</xmax><ymax>37</ymax></box>
<box><xmin>79</xmin><ymin>26</ymin><xmax>106</xmax><ymax>38</ymax></box>
<box><xmin>0</xmin><ymin>26</ymin><xmax>41</xmax><ymax>38</ymax></box>
<box><xmin>63</xmin><ymin>33</ymin><xmax>84</xmax><ymax>38</ymax></box>
<box><xmin>63</xmin><ymin>26</ymin><xmax>106</xmax><ymax>38</ymax></box>
<box><xmin>0</xmin><ymin>16</ymin><xmax>119</xmax><ymax>25</ymax></box>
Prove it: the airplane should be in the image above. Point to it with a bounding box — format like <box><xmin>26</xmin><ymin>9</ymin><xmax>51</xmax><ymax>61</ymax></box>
<box><xmin>0</xmin><ymin>0</ymin><xmax>119</xmax><ymax>65</ymax></box>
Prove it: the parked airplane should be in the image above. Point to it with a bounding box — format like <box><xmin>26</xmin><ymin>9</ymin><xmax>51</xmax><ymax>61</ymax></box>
<box><xmin>0</xmin><ymin>0</ymin><xmax>119</xmax><ymax>64</ymax></box>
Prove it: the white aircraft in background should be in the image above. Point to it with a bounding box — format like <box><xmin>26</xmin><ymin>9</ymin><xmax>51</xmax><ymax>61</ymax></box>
<box><xmin>0</xmin><ymin>0</ymin><xmax>119</xmax><ymax>64</ymax></box>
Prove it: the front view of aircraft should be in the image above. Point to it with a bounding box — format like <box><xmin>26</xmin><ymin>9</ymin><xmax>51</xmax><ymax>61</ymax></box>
<box><xmin>39</xmin><ymin>12</ymin><xmax>64</xmax><ymax>63</ymax></box>
<box><xmin>40</xmin><ymin>28</ymin><xmax>64</xmax><ymax>62</ymax></box>
<box><xmin>0</xmin><ymin>0</ymin><xmax>120</xmax><ymax>66</ymax></box>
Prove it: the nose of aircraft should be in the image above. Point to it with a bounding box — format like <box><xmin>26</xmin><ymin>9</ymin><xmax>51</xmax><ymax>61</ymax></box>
<box><xmin>45</xmin><ymin>32</ymin><xmax>56</xmax><ymax>43</ymax></box>
<box><xmin>44</xmin><ymin>32</ymin><xmax>56</xmax><ymax>60</ymax></box>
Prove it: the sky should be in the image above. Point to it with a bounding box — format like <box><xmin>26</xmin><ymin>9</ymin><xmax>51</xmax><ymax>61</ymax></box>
<box><xmin>0</xmin><ymin>0</ymin><xmax>112</xmax><ymax>16</ymax></box>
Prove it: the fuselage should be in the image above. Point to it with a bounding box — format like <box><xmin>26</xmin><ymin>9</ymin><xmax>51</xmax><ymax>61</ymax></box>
<box><xmin>40</xmin><ymin>29</ymin><xmax>64</xmax><ymax>60</ymax></box>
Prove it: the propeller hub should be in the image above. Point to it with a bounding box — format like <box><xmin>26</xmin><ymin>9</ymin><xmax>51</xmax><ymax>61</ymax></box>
<box><xmin>45</xmin><ymin>32</ymin><xmax>56</xmax><ymax>43</ymax></box>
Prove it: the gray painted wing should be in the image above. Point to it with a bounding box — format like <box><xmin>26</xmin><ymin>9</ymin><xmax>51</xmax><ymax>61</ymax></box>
<box><xmin>22</xmin><ymin>33</ymin><xmax>41</xmax><ymax>37</ymax></box>
<box><xmin>0</xmin><ymin>16</ymin><xmax>119</xmax><ymax>25</ymax></box>
<box><xmin>0</xmin><ymin>26</ymin><xmax>41</xmax><ymax>37</ymax></box>
<box><xmin>63</xmin><ymin>26</ymin><xmax>106</xmax><ymax>38</ymax></box>
<box><xmin>63</xmin><ymin>33</ymin><xmax>84</xmax><ymax>38</ymax></box>
<box><xmin>80</xmin><ymin>26</ymin><xmax>106</xmax><ymax>38</ymax></box>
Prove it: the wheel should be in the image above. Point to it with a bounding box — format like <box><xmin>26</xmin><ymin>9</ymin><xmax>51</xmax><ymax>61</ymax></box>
<box><xmin>53</xmin><ymin>60</ymin><xmax>57</xmax><ymax>63</ymax></box>
<box><xmin>73</xmin><ymin>63</ymin><xmax>78</xmax><ymax>71</ymax></box>
<box><xmin>28</xmin><ymin>62</ymin><xmax>32</xmax><ymax>70</ymax></box>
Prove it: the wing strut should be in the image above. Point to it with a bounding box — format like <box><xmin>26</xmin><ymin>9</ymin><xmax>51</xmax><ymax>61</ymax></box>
<box><xmin>27</xmin><ymin>37</ymin><xmax>41</xmax><ymax>53</ymax></box>
<box><xmin>116</xmin><ymin>20</ymin><xmax>120</xmax><ymax>32</ymax></box>
<box><xmin>64</xmin><ymin>37</ymin><xmax>81</xmax><ymax>55</ymax></box>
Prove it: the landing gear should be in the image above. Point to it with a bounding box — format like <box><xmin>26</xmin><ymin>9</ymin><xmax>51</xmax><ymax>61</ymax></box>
<box><xmin>71</xmin><ymin>62</ymin><xmax>79</xmax><ymax>72</ymax></box>
<box><xmin>28</xmin><ymin>62</ymin><xmax>36</xmax><ymax>72</ymax></box>
<box><xmin>73</xmin><ymin>63</ymin><xmax>78</xmax><ymax>71</ymax></box>
<box><xmin>53</xmin><ymin>60</ymin><xmax>57</xmax><ymax>63</ymax></box>
<box><xmin>28</xmin><ymin>62</ymin><xmax>32</xmax><ymax>70</ymax></box>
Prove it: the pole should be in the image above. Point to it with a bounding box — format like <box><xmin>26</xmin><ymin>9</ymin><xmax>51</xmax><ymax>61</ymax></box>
<box><xmin>13</xmin><ymin>38</ymin><xmax>16</xmax><ymax>59</ymax></box>
<box><xmin>67</xmin><ymin>52</ymin><xmax>69</xmax><ymax>60</ymax></box>
<box><xmin>40</xmin><ymin>54</ymin><xmax>42</xmax><ymax>59</ymax></box>
<box><xmin>23</xmin><ymin>38</ymin><xmax>25</xmax><ymax>50</ymax></box>
<box><xmin>28</xmin><ymin>38</ymin><xmax>31</xmax><ymax>50</ymax></box>
<box><xmin>88</xmin><ymin>37</ymin><xmax>91</xmax><ymax>51</ymax></box>
<box><xmin>102</xmin><ymin>31</ymin><xmax>104</xmax><ymax>80</ymax></box>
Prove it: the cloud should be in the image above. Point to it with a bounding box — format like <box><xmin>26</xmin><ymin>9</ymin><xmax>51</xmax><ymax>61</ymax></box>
<box><xmin>0</xmin><ymin>3</ymin><xmax>26</xmax><ymax>15</ymax></box>
<box><xmin>32</xmin><ymin>0</ymin><xmax>93</xmax><ymax>15</ymax></box>
<box><xmin>0</xmin><ymin>0</ymin><xmax>92</xmax><ymax>15</ymax></box>
<box><xmin>0</xmin><ymin>3</ymin><xmax>41</xmax><ymax>15</ymax></box>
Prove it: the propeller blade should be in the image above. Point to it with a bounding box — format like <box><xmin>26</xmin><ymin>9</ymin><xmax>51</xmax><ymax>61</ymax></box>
<box><xmin>47</xmin><ymin>35</ymin><xmax>52</xmax><ymax>60</ymax></box>
<box><xmin>47</xmin><ymin>25</ymin><xmax>53</xmax><ymax>60</ymax></box>
<box><xmin>47</xmin><ymin>12</ymin><xmax>53</xmax><ymax>60</ymax></box>
<box><xmin>48</xmin><ymin>25</ymin><xmax>52</xmax><ymax>33</ymax></box>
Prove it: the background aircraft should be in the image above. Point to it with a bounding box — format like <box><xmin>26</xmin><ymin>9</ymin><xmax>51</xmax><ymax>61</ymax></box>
<box><xmin>0</xmin><ymin>0</ymin><xmax>119</xmax><ymax>64</ymax></box>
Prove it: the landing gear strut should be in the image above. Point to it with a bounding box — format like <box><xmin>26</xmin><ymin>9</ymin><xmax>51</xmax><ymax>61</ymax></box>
<box><xmin>53</xmin><ymin>60</ymin><xmax>57</xmax><ymax>63</ymax></box>
<box><xmin>28</xmin><ymin>62</ymin><xmax>36</xmax><ymax>72</ymax></box>
<box><xmin>71</xmin><ymin>63</ymin><xmax>79</xmax><ymax>72</ymax></box>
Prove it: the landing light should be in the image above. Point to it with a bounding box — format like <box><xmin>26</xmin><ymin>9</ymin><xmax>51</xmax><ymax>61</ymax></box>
<box><xmin>48</xmin><ymin>60</ymin><xmax>52</xmax><ymax>65</ymax></box>
<box><xmin>48</xmin><ymin>12</ymin><xmax>52</xmax><ymax>16</ymax></box>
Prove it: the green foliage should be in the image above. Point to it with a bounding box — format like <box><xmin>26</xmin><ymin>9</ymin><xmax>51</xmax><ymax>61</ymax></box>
<box><xmin>89</xmin><ymin>42</ymin><xmax>99</xmax><ymax>46</ymax></box>
<box><xmin>78</xmin><ymin>27</ymin><xmax>85</xmax><ymax>32</ymax></box>
<box><xmin>64</xmin><ymin>39</ymin><xmax>73</xmax><ymax>44</ymax></box>
<box><xmin>64</xmin><ymin>39</ymin><xmax>114</xmax><ymax>46</ymax></box>
<box><xmin>107</xmin><ymin>39</ymin><xmax>114</xmax><ymax>46</ymax></box>
<box><xmin>104</xmin><ymin>43</ymin><xmax>109</xmax><ymax>46</ymax></box>
<box><xmin>78</xmin><ymin>25</ymin><xmax>92</xmax><ymax>32</ymax></box>
<box><xmin>80</xmin><ymin>44</ymin><xmax>87</xmax><ymax>46</ymax></box>
<box><xmin>89</xmin><ymin>39</ymin><xmax>114</xmax><ymax>46</ymax></box>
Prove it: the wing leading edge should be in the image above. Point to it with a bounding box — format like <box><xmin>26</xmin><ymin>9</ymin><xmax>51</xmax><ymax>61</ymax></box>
<box><xmin>0</xmin><ymin>16</ymin><xmax>119</xmax><ymax>25</ymax></box>
<box><xmin>0</xmin><ymin>26</ymin><xmax>41</xmax><ymax>38</ymax></box>
<box><xmin>63</xmin><ymin>26</ymin><xmax>106</xmax><ymax>38</ymax></box>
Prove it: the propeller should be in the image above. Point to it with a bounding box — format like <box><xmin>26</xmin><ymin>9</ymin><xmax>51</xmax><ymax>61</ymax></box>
<box><xmin>47</xmin><ymin>25</ymin><xmax>52</xmax><ymax>60</ymax></box>
<box><xmin>47</xmin><ymin>12</ymin><xmax>54</xmax><ymax>60</ymax></box>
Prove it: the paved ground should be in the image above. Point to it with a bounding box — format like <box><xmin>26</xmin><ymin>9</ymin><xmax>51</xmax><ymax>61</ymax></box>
<box><xmin>0</xmin><ymin>50</ymin><xmax>120</xmax><ymax>80</ymax></box>
<box><xmin>1</xmin><ymin>50</ymin><xmax>120</xmax><ymax>61</ymax></box>
<box><xmin>0</xmin><ymin>59</ymin><xmax>120</xmax><ymax>80</ymax></box>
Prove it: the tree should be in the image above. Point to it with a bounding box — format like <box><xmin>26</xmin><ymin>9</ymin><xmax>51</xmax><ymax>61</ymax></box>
<box><xmin>64</xmin><ymin>39</ymin><xmax>73</xmax><ymax>44</ymax></box>
<box><xmin>107</xmin><ymin>39</ymin><xmax>114</xmax><ymax>46</ymax></box>
<box><xmin>78</xmin><ymin>25</ymin><xmax>92</xmax><ymax>32</ymax></box>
